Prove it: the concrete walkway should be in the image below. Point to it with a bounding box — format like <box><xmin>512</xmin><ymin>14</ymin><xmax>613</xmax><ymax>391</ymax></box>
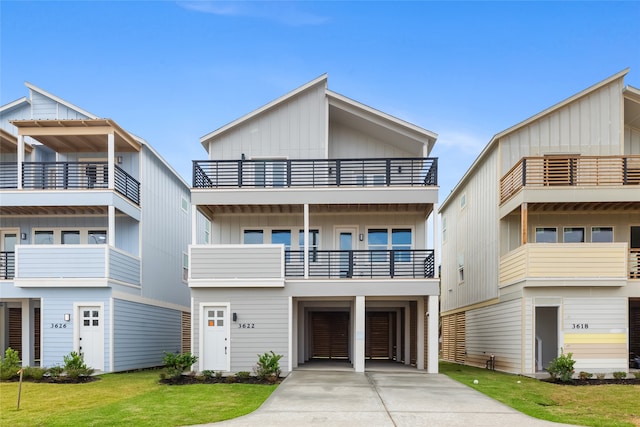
<box><xmin>197</xmin><ymin>370</ymin><xmax>579</xmax><ymax>427</ymax></box>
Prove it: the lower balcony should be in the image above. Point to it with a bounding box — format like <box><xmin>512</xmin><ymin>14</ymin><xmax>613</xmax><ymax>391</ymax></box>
<box><xmin>189</xmin><ymin>245</ymin><xmax>435</xmax><ymax>286</ymax></box>
<box><xmin>499</xmin><ymin>243</ymin><xmax>633</xmax><ymax>287</ymax></box>
<box><xmin>7</xmin><ymin>245</ymin><xmax>140</xmax><ymax>286</ymax></box>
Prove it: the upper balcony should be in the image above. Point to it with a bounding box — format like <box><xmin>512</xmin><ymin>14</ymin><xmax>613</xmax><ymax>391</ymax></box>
<box><xmin>1</xmin><ymin>245</ymin><xmax>141</xmax><ymax>286</ymax></box>
<box><xmin>500</xmin><ymin>155</ymin><xmax>640</xmax><ymax>205</ymax></box>
<box><xmin>0</xmin><ymin>161</ymin><xmax>140</xmax><ymax>205</ymax></box>
<box><xmin>499</xmin><ymin>242</ymin><xmax>636</xmax><ymax>287</ymax></box>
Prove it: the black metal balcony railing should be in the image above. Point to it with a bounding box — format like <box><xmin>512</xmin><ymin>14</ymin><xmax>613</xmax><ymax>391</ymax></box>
<box><xmin>0</xmin><ymin>161</ymin><xmax>140</xmax><ymax>205</ymax></box>
<box><xmin>0</xmin><ymin>251</ymin><xmax>15</xmax><ymax>279</ymax></box>
<box><xmin>193</xmin><ymin>158</ymin><xmax>437</xmax><ymax>188</ymax></box>
<box><xmin>284</xmin><ymin>249</ymin><xmax>435</xmax><ymax>279</ymax></box>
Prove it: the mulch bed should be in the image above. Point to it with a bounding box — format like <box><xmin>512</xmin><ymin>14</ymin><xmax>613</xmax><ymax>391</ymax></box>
<box><xmin>2</xmin><ymin>375</ymin><xmax>99</xmax><ymax>384</ymax></box>
<box><xmin>159</xmin><ymin>375</ymin><xmax>281</xmax><ymax>386</ymax></box>
<box><xmin>542</xmin><ymin>377</ymin><xmax>640</xmax><ymax>386</ymax></box>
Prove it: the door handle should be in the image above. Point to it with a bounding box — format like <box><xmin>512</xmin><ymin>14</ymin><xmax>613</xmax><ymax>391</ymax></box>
<box><xmin>225</xmin><ymin>346</ymin><xmax>227</xmax><ymax>355</ymax></box>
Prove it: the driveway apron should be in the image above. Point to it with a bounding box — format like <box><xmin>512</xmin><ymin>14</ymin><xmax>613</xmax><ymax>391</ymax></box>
<box><xmin>199</xmin><ymin>370</ymin><xmax>580</xmax><ymax>427</ymax></box>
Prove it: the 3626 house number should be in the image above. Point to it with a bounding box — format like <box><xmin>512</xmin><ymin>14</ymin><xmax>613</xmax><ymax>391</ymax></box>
<box><xmin>238</xmin><ymin>323</ymin><xmax>255</xmax><ymax>329</ymax></box>
<box><xmin>572</xmin><ymin>323</ymin><xmax>589</xmax><ymax>329</ymax></box>
<box><xmin>50</xmin><ymin>323</ymin><xmax>67</xmax><ymax>328</ymax></box>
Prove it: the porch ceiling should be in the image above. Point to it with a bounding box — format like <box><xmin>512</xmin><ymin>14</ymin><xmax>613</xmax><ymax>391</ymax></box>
<box><xmin>0</xmin><ymin>128</ymin><xmax>33</xmax><ymax>154</ymax></box>
<box><xmin>527</xmin><ymin>201</ymin><xmax>640</xmax><ymax>213</ymax></box>
<box><xmin>10</xmin><ymin>119</ymin><xmax>141</xmax><ymax>153</ymax></box>
<box><xmin>0</xmin><ymin>205</ymin><xmax>108</xmax><ymax>216</ymax></box>
<box><xmin>199</xmin><ymin>203</ymin><xmax>432</xmax><ymax>217</ymax></box>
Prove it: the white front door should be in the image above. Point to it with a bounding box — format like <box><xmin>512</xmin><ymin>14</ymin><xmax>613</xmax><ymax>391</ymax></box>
<box><xmin>203</xmin><ymin>306</ymin><xmax>229</xmax><ymax>371</ymax></box>
<box><xmin>78</xmin><ymin>306</ymin><xmax>104</xmax><ymax>371</ymax></box>
<box><xmin>336</xmin><ymin>227</ymin><xmax>357</xmax><ymax>278</ymax></box>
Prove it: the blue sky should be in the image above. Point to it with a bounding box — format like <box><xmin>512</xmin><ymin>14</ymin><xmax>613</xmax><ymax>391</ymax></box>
<box><xmin>1</xmin><ymin>1</ymin><xmax>639</xmax><ymax>196</ymax></box>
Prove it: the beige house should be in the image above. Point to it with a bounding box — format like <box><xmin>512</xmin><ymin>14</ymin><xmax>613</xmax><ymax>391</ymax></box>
<box><xmin>440</xmin><ymin>69</ymin><xmax>640</xmax><ymax>375</ymax></box>
<box><xmin>188</xmin><ymin>75</ymin><xmax>440</xmax><ymax>374</ymax></box>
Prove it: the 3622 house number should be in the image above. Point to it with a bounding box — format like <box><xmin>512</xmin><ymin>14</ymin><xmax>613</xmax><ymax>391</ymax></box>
<box><xmin>50</xmin><ymin>323</ymin><xmax>67</xmax><ymax>329</ymax></box>
<box><xmin>238</xmin><ymin>323</ymin><xmax>255</xmax><ymax>329</ymax></box>
<box><xmin>572</xmin><ymin>323</ymin><xmax>589</xmax><ymax>329</ymax></box>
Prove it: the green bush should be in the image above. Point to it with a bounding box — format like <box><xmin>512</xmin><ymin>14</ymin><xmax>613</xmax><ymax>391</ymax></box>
<box><xmin>162</xmin><ymin>352</ymin><xmax>198</xmax><ymax>380</ymax></box>
<box><xmin>23</xmin><ymin>366</ymin><xmax>47</xmax><ymax>380</ymax></box>
<box><xmin>547</xmin><ymin>351</ymin><xmax>575</xmax><ymax>382</ymax></box>
<box><xmin>633</xmin><ymin>372</ymin><xmax>640</xmax><ymax>379</ymax></box>
<box><xmin>254</xmin><ymin>351</ymin><xmax>282</xmax><ymax>380</ymax></box>
<box><xmin>578</xmin><ymin>371</ymin><xmax>593</xmax><ymax>380</ymax></box>
<box><xmin>201</xmin><ymin>370</ymin><xmax>214</xmax><ymax>378</ymax></box>
<box><xmin>595</xmin><ymin>372</ymin><xmax>606</xmax><ymax>380</ymax></box>
<box><xmin>47</xmin><ymin>366</ymin><xmax>64</xmax><ymax>378</ymax></box>
<box><xmin>63</xmin><ymin>351</ymin><xmax>87</xmax><ymax>370</ymax></box>
<box><xmin>236</xmin><ymin>371</ymin><xmax>251</xmax><ymax>380</ymax></box>
<box><xmin>0</xmin><ymin>348</ymin><xmax>21</xmax><ymax>380</ymax></box>
<box><xmin>612</xmin><ymin>371</ymin><xmax>627</xmax><ymax>380</ymax></box>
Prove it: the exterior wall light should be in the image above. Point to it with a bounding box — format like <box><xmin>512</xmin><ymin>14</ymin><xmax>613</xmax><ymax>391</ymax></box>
<box><xmin>64</xmin><ymin>313</ymin><xmax>71</xmax><ymax>322</ymax></box>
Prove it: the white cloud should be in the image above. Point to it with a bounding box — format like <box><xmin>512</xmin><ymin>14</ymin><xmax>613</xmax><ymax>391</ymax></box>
<box><xmin>435</xmin><ymin>129</ymin><xmax>488</xmax><ymax>155</ymax></box>
<box><xmin>177</xmin><ymin>1</ymin><xmax>329</xmax><ymax>26</ymax></box>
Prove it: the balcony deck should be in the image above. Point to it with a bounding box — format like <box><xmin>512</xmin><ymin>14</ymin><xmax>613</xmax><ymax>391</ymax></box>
<box><xmin>500</xmin><ymin>155</ymin><xmax>640</xmax><ymax>204</ymax></box>
<box><xmin>0</xmin><ymin>161</ymin><xmax>140</xmax><ymax>205</ymax></box>
<box><xmin>499</xmin><ymin>242</ymin><xmax>634</xmax><ymax>287</ymax></box>
<box><xmin>193</xmin><ymin>157</ymin><xmax>437</xmax><ymax>189</ymax></box>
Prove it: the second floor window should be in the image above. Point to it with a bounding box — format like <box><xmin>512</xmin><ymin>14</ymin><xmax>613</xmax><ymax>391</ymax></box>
<box><xmin>243</xmin><ymin>230</ymin><xmax>263</xmax><ymax>244</ymax></box>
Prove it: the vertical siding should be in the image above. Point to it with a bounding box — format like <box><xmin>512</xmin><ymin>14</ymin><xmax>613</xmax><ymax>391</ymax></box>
<box><xmin>328</xmin><ymin>121</ymin><xmax>418</xmax><ymax>158</ymax></box>
<box><xmin>112</xmin><ymin>299</ymin><xmax>181</xmax><ymax>371</ymax></box>
<box><xmin>209</xmin><ymin>83</ymin><xmax>327</xmax><ymax>161</ymax></box>
<box><xmin>30</xmin><ymin>91</ymin><xmax>91</xmax><ymax>120</ymax></box>
<box><xmin>624</xmin><ymin>126</ymin><xmax>640</xmax><ymax>155</ymax></box>
<box><xmin>440</xmin><ymin>146</ymin><xmax>500</xmax><ymax>312</ymax></box>
<box><xmin>499</xmin><ymin>78</ymin><xmax>624</xmax><ymax>174</ymax></box>
<box><xmin>192</xmin><ymin>289</ymin><xmax>289</xmax><ymax>374</ymax></box>
<box><xmin>139</xmin><ymin>146</ymin><xmax>191</xmax><ymax>306</ymax></box>
<box><xmin>465</xmin><ymin>300</ymin><xmax>522</xmax><ymax>372</ymax></box>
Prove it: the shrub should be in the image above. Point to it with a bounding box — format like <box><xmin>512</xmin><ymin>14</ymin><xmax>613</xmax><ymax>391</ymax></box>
<box><xmin>633</xmin><ymin>372</ymin><xmax>640</xmax><ymax>379</ymax></box>
<box><xmin>578</xmin><ymin>371</ymin><xmax>593</xmax><ymax>380</ymax></box>
<box><xmin>0</xmin><ymin>347</ymin><xmax>21</xmax><ymax>380</ymax></box>
<box><xmin>596</xmin><ymin>372</ymin><xmax>606</xmax><ymax>380</ymax></box>
<box><xmin>215</xmin><ymin>371</ymin><xmax>223</xmax><ymax>379</ymax></box>
<box><xmin>201</xmin><ymin>370</ymin><xmax>214</xmax><ymax>378</ymax></box>
<box><xmin>612</xmin><ymin>371</ymin><xmax>627</xmax><ymax>380</ymax></box>
<box><xmin>47</xmin><ymin>366</ymin><xmax>64</xmax><ymax>378</ymax></box>
<box><xmin>547</xmin><ymin>351</ymin><xmax>575</xmax><ymax>382</ymax></box>
<box><xmin>236</xmin><ymin>371</ymin><xmax>251</xmax><ymax>380</ymax></box>
<box><xmin>63</xmin><ymin>351</ymin><xmax>87</xmax><ymax>370</ymax></box>
<box><xmin>254</xmin><ymin>351</ymin><xmax>283</xmax><ymax>380</ymax></box>
<box><xmin>22</xmin><ymin>366</ymin><xmax>47</xmax><ymax>380</ymax></box>
<box><xmin>162</xmin><ymin>352</ymin><xmax>198</xmax><ymax>380</ymax></box>
<box><xmin>225</xmin><ymin>375</ymin><xmax>237</xmax><ymax>383</ymax></box>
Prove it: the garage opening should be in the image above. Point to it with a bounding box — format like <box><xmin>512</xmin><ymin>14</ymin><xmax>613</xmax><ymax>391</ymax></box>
<box><xmin>310</xmin><ymin>311</ymin><xmax>349</xmax><ymax>360</ymax></box>
<box><xmin>366</xmin><ymin>311</ymin><xmax>397</xmax><ymax>360</ymax></box>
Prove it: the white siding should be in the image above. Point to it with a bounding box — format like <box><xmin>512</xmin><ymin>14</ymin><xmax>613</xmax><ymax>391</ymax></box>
<box><xmin>208</xmin><ymin>83</ymin><xmax>327</xmax><ymax>161</ymax></box>
<box><xmin>466</xmin><ymin>299</ymin><xmax>522</xmax><ymax>372</ymax></box>
<box><xmin>624</xmin><ymin>125</ymin><xmax>640</xmax><ymax>155</ymax></box>
<box><xmin>328</xmin><ymin>121</ymin><xmax>417</xmax><ymax>158</ymax></box>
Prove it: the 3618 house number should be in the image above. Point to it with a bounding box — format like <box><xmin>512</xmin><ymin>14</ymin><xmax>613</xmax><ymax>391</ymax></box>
<box><xmin>238</xmin><ymin>323</ymin><xmax>255</xmax><ymax>329</ymax></box>
<box><xmin>571</xmin><ymin>323</ymin><xmax>589</xmax><ymax>329</ymax></box>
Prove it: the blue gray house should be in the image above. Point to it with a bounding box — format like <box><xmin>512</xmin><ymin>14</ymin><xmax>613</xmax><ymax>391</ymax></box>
<box><xmin>0</xmin><ymin>83</ymin><xmax>191</xmax><ymax>372</ymax></box>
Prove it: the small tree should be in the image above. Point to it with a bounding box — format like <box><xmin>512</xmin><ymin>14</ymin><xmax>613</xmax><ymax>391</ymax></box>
<box><xmin>0</xmin><ymin>348</ymin><xmax>21</xmax><ymax>381</ymax></box>
<box><xmin>547</xmin><ymin>350</ymin><xmax>576</xmax><ymax>382</ymax></box>
<box><xmin>254</xmin><ymin>351</ymin><xmax>282</xmax><ymax>381</ymax></box>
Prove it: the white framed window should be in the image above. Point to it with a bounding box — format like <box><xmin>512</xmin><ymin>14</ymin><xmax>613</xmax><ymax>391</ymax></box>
<box><xmin>182</xmin><ymin>252</ymin><xmax>189</xmax><ymax>282</ymax></box>
<box><xmin>32</xmin><ymin>228</ymin><xmax>108</xmax><ymax>245</ymax></box>
<box><xmin>88</xmin><ymin>230</ymin><xmax>107</xmax><ymax>244</ymax></box>
<box><xmin>442</xmin><ymin>217</ymin><xmax>447</xmax><ymax>242</ymax></box>
<box><xmin>298</xmin><ymin>229</ymin><xmax>319</xmax><ymax>262</ymax></box>
<box><xmin>563</xmin><ymin>227</ymin><xmax>585</xmax><ymax>243</ymax></box>
<box><xmin>535</xmin><ymin>227</ymin><xmax>557</xmax><ymax>243</ymax></box>
<box><xmin>460</xmin><ymin>192</ymin><xmax>466</xmax><ymax>210</ymax></box>
<box><xmin>181</xmin><ymin>196</ymin><xmax>189</xmax><ymax>214</ymax></box>
<box><xmin>591</xmin><ymin>226</ymin><xmax>613</xmax><ymax>243</ymax></box>
<box><xmin>366</xmin><ymin>228</ymin><xmax>413</xmax><ymax>262</ymax></box>
<box><xmin>61</xmin><ymin>230</ymin><xmax>80</xmax><ymax>244</ymax></box>
<box><xmin>34</xmin><ymin>230</ymin><xmax>54</xmax><ymax>244</ymax></box>
<box><xmin>243</xmin><ymin>230</ymin><xmax>264</xmax><ymax>244</ymax></box>
<box><xmin>458</xmin><ymin>254</ymin><xmax>465</xmax><ymax>284</ymax></box>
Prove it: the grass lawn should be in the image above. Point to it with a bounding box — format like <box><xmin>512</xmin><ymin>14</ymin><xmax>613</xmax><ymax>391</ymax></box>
<box><xmin>440</xmin><ymin>361</ymin><xmax>640</xmax><ymax>427</ymax></box>
<box><xmin>0</xmin><ymin>369</ymin><xmax>276</xmax><ymax>427</ymax></box>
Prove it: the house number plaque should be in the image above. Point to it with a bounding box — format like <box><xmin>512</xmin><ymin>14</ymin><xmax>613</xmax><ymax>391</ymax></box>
<box><xmin>238</xmin><ymin>323</ymin><xmax>255</xmax><ymax>329</ymax></box>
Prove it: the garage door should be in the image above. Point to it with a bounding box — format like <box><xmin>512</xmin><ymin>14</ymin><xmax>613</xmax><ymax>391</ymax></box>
<box><xmin>311</xmin><ymin>312</ymin><xmax>349</xmax><ymax>359</ymax></box>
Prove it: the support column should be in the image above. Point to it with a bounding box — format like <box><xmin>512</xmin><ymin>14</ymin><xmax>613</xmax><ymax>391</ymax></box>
<box><xmin>107</xmin><ymin>132</ymin><xmax>115</xmax><ymax>190</ymax></box>
<box><xmin>417</xmin><ymin>297</ymin><xmax>425</xmax><ymax>369</ymax></box>
<box><xmin>404</xmin><ymin>303</ymin><xmax>411</xmax><ymax>365</ymax></box>
<box><xmin>108</xmin><ymin>205</ymin><xmax>116</xmax><ymax>247</ymax></box>
<box><xmin>354</xmin><ymin>296</ymin><xmax>365</xmax><ymax>373</ymax></box>
<box><xmin>288</xmin><ymin>296</ymin><xmax>293</xmax><ymax>373</ymax></box>
<box><xmin>21</xmin><ymin>299</ymin><xmax>31</xmax><ymax>366</ymax></box>
<box><xmin>191</xmin><ymin>205</ymin><xmax>198</xmax><ymax>245</ymax></box>
<box><xmin>433</xmin><ymin>203</ymin><xmax>440</xmax><ymax>278</ymax></box>
<box><xmin>427</xmin><ymin>295</ymin><xmax>439</xmax><ymax>373</ymax></box>
<box><xmin>304</xmin><ymin>204</ymin><xmax>309</xmax><ymax>279</ymax></box>
<box><xmin>17</xmin><ymin>135</ymin><xmax>24</xmax><ymax>189</ymax></box>
<box><xmin>521</xmin><ymin>202</ymin><xmax>528</xmax><ymax>244</ymax></box>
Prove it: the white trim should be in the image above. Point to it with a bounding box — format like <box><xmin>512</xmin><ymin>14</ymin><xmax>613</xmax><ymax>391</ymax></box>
<box><xmin>0</xmin><ymin>96</ymin><xmax>30</xmax><ymax>113</ymax></box>
<box><xmin>109</xmin><ymin>298</ymin><xmax>114</xmax><ymax>372</ymax></box>
<box><xmin>199</xmin><ymin>302</ymin><xmax>231</xmax><ymax>372</ymax></box>
<box><xmin>15</xmin><ymin>278</ymin><xmax>109</xmax><ymax>287</ymax></box>
<box><xmin>188</xmin><ymin>278</ymin><xmax>285</xmax><ymax>288</ymax></box>
<box><xmin>288</xmin><ymin>296</ymin><xmax>293</xmax><ymax>373</ymax></box>
<box><xmin>111</xmin><ymin>291</ymin><xmax>190</xmax><ymax>312</ymax></box>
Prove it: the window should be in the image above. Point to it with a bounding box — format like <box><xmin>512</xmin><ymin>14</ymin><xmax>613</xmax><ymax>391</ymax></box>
<box><xmin>34</xmin><ymin>231</ymin><xmax>54</xmax><ymax>244</ymax></box>
<box><xmin>181</xmin><ymin>197</ymin><xmax>189</xmax><ymax>213</ymax></box>
<box><xmin>392</xmin><ymin>229</ymin><xmax>412</xmax><ymax>262</ymax></box>
<box><xmin>204</xmin><ymin>220</ymin><xmax>211</xmax><ymax>244</ymax></box>
<box><xmin>535</xmin><ymin>227</ymin><xmax>557</xmax><ymax>243</ymax></box>
<box><xmin>243</xmin><ymin>230</ymin><xmax>263</xmax><ymax>244</ymax></box>
<box><xmin>271</xmin><ymin>230</ymin><xmax>291</xmax><ymax>261</ymax></box>
<box><xmin>460</xmin><ymin>193</ymin><xmax>466</xmax><ymax>209</ymax></box>
<box><xmin>299</xmin><ymin>229</ymin><xmax>319</xmax><ymax>262</ymax></box>
<box><xmin>182</xmin><ymin>253</ymin><xmax>189</xmax><ymax>282</ymax></box>
<box><xmin>591</xmin><ymin>227</ymin><xmax>613</xmax><ymax>243</ymax></box>
<box><xmin>458</xmin><ymin>254</ymin><xmax>465</xmax><ymax>283</ymax></box>
<box><xmin>253</xmin><ymin>159</ymin><xmax>286</xmax><ymax>188</ymax></box>
<box><xmin>61</xmin><ymin>231</ymin><xmax>80</xmax><ymax>244</ymax></box>
<box><xmin>563</xmin><ymin>227</ymin><xmax>584</xmax><ymax>243</ymax></box>
<box><xmin>368</xmin><ymin>229</ymin><xmax>388</xmax><ymax>262</ymax></box>
<box><xmin>88</xmin><ymin>230</ymin><xmax>107</xmax><ymax>244</ymax></box>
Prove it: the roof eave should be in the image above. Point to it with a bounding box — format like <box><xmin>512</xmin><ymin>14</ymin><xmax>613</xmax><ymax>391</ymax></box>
<box><xmin>0</xmin><ymin>97</ymin><xmax>30</xmax><ymax>114</ymax></box>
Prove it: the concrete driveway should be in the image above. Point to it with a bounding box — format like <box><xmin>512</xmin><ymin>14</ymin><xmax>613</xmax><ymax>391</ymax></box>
<box><xmin>198</xmin><ymin>370</ymin><xmax>579</xmax><ymax>427</ymax></box>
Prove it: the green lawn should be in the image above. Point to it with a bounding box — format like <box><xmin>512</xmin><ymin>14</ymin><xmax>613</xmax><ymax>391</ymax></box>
<box><xmin>0</xmin><ymin>370</ymin><xmax>276</xmax><ymax>427</ymax></box>
<box><xmin>440</xmin><ymin>361</ymin><xmax>640</xmax><ymax>427</ymax></box>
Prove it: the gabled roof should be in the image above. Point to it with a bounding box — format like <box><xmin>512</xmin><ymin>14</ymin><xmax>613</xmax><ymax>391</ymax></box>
<box><xmin>0</xmin><ymin>128</ymin><xmax>33</xmax><ymax>153</ymax></box>
<box><xmin>440</xmin><ymin>68</ymin><xmax>630</xmax><ymax>212</ymax></box>
<box><xmin>0</xmin><ymin>97</ymin><xmax>30</xmax><ymax>114</ymax></box>
<box><xmin>200</xmin><ymin>74</ymin><xmax>438</xmax><ymax>153</ymax></box>
<box><xmin>25</xmin><ymin>82</ymin><xmax>98</xmax><ymax>119</ymax></box>
<box><xmin>200</xmin><ymin>74</ymin><xmax>328</xmax><ymax>148</ymax></box>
